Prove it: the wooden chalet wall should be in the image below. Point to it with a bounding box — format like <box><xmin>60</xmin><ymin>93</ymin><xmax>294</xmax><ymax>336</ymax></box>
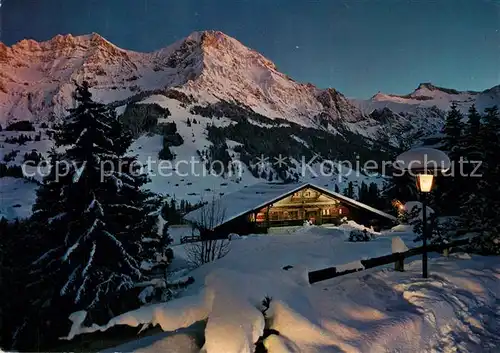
<box><xmin>206</xmin><ymin>185</ymin><xmax>395</xmax><ymax>237</ymax></box>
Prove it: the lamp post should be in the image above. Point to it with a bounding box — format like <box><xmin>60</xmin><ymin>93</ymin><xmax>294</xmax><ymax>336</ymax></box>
<box><xmin>416</xmin><ymin>172</ymin><xmax>433</xmax><ymax>278</ymax></box>
<box><xmin>396</xmin><ymin>148</ymin><xmax>450</xmax><ymax>278</ymax></box>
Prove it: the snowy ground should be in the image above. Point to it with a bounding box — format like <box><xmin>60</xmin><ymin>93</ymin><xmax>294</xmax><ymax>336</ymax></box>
<box><xmin>66</xmin><ymin>230</ymin><xmax>500</xmax><ymax>352</ymax></box>
<box><xmin>0</xmin><ymin>177</ymin><xmax>39</xmax><ymax>220</ymax></box>
<box><xmin>63</xmin><ymin>225</ymin><xmax>500</xmax><ymax>352</ymax></box>
<box><xmin>169</xmin><ymin>224</ymin><xmax>417</xmax><ymax>294</ymax></box>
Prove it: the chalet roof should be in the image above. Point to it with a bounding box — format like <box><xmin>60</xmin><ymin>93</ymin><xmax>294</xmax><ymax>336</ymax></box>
<box><xmin>183</xmin><ymin>182</ymin><xmax>397</xmax><ymax>229</ymax></box>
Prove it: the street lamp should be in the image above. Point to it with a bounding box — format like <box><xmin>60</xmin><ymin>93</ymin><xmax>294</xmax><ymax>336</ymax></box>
<box><xmin>395</xmin><ymin>147</ymin><xmax>450</xmax><ymax>278</ymax></box>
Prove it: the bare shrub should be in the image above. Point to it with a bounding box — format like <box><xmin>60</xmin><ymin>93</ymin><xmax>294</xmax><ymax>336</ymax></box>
<box><xmin>185</xmin><ymin>196</ymin><xmax>231</xmax><ymax>267</ymax></box>
<box><xmin>185</xmin><ymin>239</ymin><xmax>230</xmax><ymax>268</ymax></box>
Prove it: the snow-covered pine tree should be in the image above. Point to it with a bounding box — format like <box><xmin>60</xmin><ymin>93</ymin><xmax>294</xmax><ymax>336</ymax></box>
<box><xmin>343</xmin><ymin>181</ymin><xmax>355</xmax><ymax>199</ymax></box>
<box><xmin>461</xmin><ymin>106</ymin><xmax>500</xmax><ymax>254</ymax></box>
<box><xmin>433</xmin><ymin>103</ymin><xmax>465</xmax><ymax>215</ymax></box>
<box><xmin>410</xmin><ymin>211</ymin><xmax>456</xmax><ymax>245</ymax></box>
<box><xmin>442</xmin><ymin>103</ymin><xmax>464</xmax><ymax>156</ymax></box>
<box><xmin>463</xmin><ymin>105</ymin><xmax>482</xmax><ymax>159</ymax></box>
<box><xmin>367</xmin><ymin>182</ymin><xmax>383</xmax><ymax>209</ymax></box>
<box><xmin>26</xmin><ymin>82</ymin><xmax>167</xmax><ymax>344</ymax></box>
<box><xmin>31</xmin><ymin>147</ymin><xmax>70</xmax><ymax>227</ymax></box>
<box><xmin>357</xmin><ymin>182</ymin><xmax>369</xmax><ymax>203</ymax></box>
<box><xmin>457</xmin><ymin>105</ymin><xmax>483</xmax><ymax>207</ymax></box>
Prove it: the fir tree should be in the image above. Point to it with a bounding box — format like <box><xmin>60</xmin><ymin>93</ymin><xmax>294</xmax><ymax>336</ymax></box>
<box><xmin>434</xmin><ymin>103</ymin><xmax>466</xmax><ymax>215</ymax></box>
<box><xmin>25</xmin><ymin>82</ymin><xmax>167</xmax><ymax>345</ymax></box>
<box><xmin>0</xmin><ymin>219</ymin><xmax>41</xmax><ymax>350</ymax></box>
<box><xmin>343</xmin><ymin>181</ymin><xmax>355</xmax><ymax>199</ymax></box>
<box><xmin>457</xmin><ymin>105</ymin><xmax>483</xmax><ymax>201</ymax></box>
<box><xmin>268</xmin><ymin>171</ymin><xmax>273</xmax><ymax>181</ymax></box>
<box><xmin>368</xmin><ymin>182</ymin><xmax>381</xmax><ymax>208</ymax></box>
<box><xmin>442</xmin><ymin>103</ymin><xmax>464</xmax><ymax>156</ymax></box>
<box><xmin>461</xmin><ymin>106</ymin><xmax>500</xmax><ymax>254</ymax></box>
<box><xmin>358</xmin><ymin>182</ymin><xmax>369</xmax><ymax>203</ymax></box>
<box><xmin>410</xmin><ymin>210</ymin><xmax>456</xmax><ymax>245</ymax></box>
<box><xmin>465</xmin><ymin>105</ymin><xmax>481</xmax><ymax>146</ymax></box>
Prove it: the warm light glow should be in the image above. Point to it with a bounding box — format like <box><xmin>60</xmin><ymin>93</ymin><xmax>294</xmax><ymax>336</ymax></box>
<box><xmin>392</xmin><ymin>199</ymin><xmax>404</xmax><ymax>212</ymax></box>
<box><xmin>417</xmin><ymin>174</ymin><xmax>434</xmax><ymax>193</ymax></box>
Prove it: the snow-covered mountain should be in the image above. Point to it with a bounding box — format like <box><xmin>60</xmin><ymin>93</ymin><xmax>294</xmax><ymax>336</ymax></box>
<box><xmin>1</xmin><ymin>30</ymin><xmax>499</xmax><ymax>220</ymax></box>
<box><xmin>0</xmin><ymin>31</ymin><xmax>364</xmax><ymax>128</ymax></box>
<box><xmin>351</xmin><ymin>82</ymin><xmax>500</xmax><ymax>145</ymax></box>
<box><xmin>3</xmin><ymin>30</ymin><xmax>498</xmax><ymax>138</ymax></box>
<box><xmin>354</xmin><ymin>82</ymin><xmax>500</xmax><ymax>117</ymax></box>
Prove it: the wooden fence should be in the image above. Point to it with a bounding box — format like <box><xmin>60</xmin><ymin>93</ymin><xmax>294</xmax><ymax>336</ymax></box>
<box><xmin>308</xmin><ymin>238</ymin><xmax>472</xmax><ymax>284</ymax></box>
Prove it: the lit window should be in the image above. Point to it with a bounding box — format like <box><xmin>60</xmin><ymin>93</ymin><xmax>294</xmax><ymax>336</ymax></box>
<box><xmin>339</xmin><ymin>208</ymin><xmax>343</xmax><ymax>215</ymax></box>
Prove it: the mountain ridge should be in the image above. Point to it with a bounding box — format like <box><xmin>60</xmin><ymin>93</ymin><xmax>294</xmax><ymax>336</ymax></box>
<box><xmin>1</xmin><ymin>31</ymin><xmax>500</xmax><ymax>221</ymax></box>
<box><xmin>1</xmin><ymin>30</ymin><xmax>499</xmax><ymax>142</ymax></box>
<box><xmin>0</xmin><ymin>30</ymin><xmax>366</xmax><ymax>127</ymax></box>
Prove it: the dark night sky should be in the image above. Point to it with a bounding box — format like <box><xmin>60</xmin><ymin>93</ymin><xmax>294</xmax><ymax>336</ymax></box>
<box><xmin>2</xmin><ymin>0</ymin><xmax>499</xmax><ymax>98</ymax></box>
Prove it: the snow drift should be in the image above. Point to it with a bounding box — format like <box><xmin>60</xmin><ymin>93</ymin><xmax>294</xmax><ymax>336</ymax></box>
<box><xmin>65</xmin><ymin>253</ymin><xmax>500</xmax><ymax>353</ymax></box>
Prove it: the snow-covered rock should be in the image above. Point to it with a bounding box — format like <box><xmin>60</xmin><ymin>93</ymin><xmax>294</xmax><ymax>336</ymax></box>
<box><xmin>228</xmin><ymin>233</ymin><xmax>241</xmax><ymax>240</ymax></box>
<box><xmin>338</xmin><ymin>220</ymin><xmax>380</xmax><ymax>239</ymax></box>
<box><xmin>390</xmin><ymin>224</ymin><xmax>413</xmax><ymax>233</ymax></box>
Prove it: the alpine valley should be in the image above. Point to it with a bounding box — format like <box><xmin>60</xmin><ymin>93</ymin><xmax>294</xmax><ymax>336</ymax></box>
<box><xmin>1</xmin><ymin>30</ymin><xmax>499</xmax><ymax>220</ymax></box>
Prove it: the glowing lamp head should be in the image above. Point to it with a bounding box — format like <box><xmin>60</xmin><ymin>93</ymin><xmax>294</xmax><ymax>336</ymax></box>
<box><xmin>416</xmin><ymin>173</ymin><xmax>434</xmax><ymax>193</ymax></box>
<box><xmin>396</xmin><ymin>147</ymin><xmax>449</xmax><ymax>194</ymax></box>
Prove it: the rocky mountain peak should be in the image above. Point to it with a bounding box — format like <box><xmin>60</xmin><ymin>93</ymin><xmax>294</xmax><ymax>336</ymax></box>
<box><xmin>6</xmin><ymin>30</ymin><xmax>497</xmax><ymax>131</ymax></box>
<box><xmin>412</xmin><ymin>82</ymin><xmax>476</xmax><ymax>97</ymax></box>
<box><xmin>416</xmin><ymin>82</ymin><xmax>436</xmax><ymax>91</ymax></box>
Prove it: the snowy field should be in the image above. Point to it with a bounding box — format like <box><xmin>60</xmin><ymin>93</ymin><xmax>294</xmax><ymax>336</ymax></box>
<box><xmin>0</xmin><ymin>177</ymin><xmax>39</xmax><ymax>220</ymax></box>
<box><xmin>63</xmin><ymin>224</ymin><xmax>500</xmax><ymax>353</ymax></box>
<box><xmin>0</xmin><ymin>102</ymin><xmax>386</xmax><ymax>222</ymax></box>
<box><xmin>170</xmin><ymin>224</ymin><xmax>416</xmax><ymax>292</ymax></box>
